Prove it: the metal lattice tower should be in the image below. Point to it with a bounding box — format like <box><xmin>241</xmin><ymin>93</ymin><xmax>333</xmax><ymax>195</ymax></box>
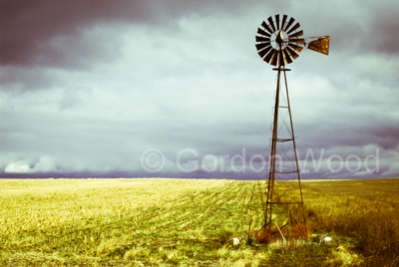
<box><xmin>255</xmin><ymin>14</ymin><xmax>329</xmax><ymax>228</ymax></box>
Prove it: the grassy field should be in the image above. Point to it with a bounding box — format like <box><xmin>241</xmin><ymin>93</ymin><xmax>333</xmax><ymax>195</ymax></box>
<box><xmin>0</xmin><ymin>178</ymin><xmax>398</xmax><ymax>266</ymax></box>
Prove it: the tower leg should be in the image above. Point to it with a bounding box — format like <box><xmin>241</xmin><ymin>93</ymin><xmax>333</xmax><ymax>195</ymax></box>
<box><xmin>264</xmin><ymin>66</ymin><xmax>306</xmax><ymax>229</ymax></box>
<box><xmin>282</xmin><ymin>69</ymin><xmax>306</xmax><ymax>225</ymax></box>
<box><xmin>265</xmin><ymin>66</ymin><xmax>281</xmax><ymax>228</ymax></box>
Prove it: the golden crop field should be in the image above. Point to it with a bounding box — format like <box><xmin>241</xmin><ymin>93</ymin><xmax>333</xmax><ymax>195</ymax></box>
<box><xmin>0</xmin><ymin>178</ymin><xmax>398</xmax><ymax>266</ymax></box>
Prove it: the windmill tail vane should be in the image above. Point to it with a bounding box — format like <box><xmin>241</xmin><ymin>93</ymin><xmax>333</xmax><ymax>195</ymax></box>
<box><xmin>306</xmin><ymin>36</ymin><xmax>330</xmax><ymax>55</ymax></box>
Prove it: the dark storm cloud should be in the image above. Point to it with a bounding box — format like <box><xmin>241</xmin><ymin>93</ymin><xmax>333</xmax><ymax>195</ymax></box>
<box><xmin>295</xmin><ymin>114</ymin><xmax>399</xmax><ymax>151</ymax></box>
<box><xmin>0</xmin><ymin>0</ymin><xmax>254</xmax><ymax>68</ymax></box>
<box><xmin>0</xmin><ymin>66</ymin><xmax>60</xmax><ymax>91</ymax></box>
<box><xmin>0</xmin><ymin>0</ymin><xmax>154</xmax><ymax>67</ymax></box>
<box><xmin>2</xmin><ymin>0</ymin><xmax>397</xmax><ymax>69</ymax></box>
<box><xmin>0</xmin><ymin>0</ymin><xmax>257</xmax><ymax>91</ymax></box>
<box><xmin>291</xmin><ymin>1</ymin><xmax>399</xmax><ymax>56</ymax></box>
<box><xmin>367</xmin><ymin>123</ymin><xmax>399</xmax><ymax>150</ymax></box>
<box><xmin>372</xmin><ymin>19</ymin><xmax>399</xmax><ymax>55</ymax></box>
<box><xmin>364</xmin><ymin>2</ymin><xmax>399</xmax><ymax>55</ymax></box>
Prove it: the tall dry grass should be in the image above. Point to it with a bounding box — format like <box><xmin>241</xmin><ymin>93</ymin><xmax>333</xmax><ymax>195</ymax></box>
<box><xmin>302</xmin><ymin>179</ymin><xmax>399</xmax><ymax>266</ymax></box>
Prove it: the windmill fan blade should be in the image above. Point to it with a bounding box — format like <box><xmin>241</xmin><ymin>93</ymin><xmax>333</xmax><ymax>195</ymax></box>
<box><xmin>263</xmin><ymin>49</ymin><xmax>275</xmax><ymax>63</ymax></box>
<box><xmin>256</xmin><ymin>36</ymin><xmax>270</xmax><ymax>43</ymax></box>
<box><xmin>286</xmin><ymin>46</ymin><xmax>300</xmax><ymax>59</ymax></box>
<box><xmin>255</xmin><ymin>14</ymin><xmax>324</xmax><ymax>66</ymax></box>
<box><xmin>261</xmin><ymin>21</ymin><xmax>274</xmax><ymax>34</ymax></box>
<box><xmin>282</xmin><ymin>49</ymin><xmax>293</xmax><ymax>64</ymax></box>
<box><xmin>287</xmin><ymin>22</ymin><xmax>301</xmax><ymax>34</ymax></box>
<box><xmin>281</xmin><ymin>15</ymin><xmax>288</xmax><ymax>30</ymax></box>
<box><xmin>275</xmin><ymin>14</ymin><xmax>280</xmax><ymax>30</ymax></box>
<box><xmin>257</xmin><ymin>28</ymin><xmax>271</xmax><ymax>38</ymax></box>
<box><xmin>258</xmin><ymin>45</ymin><xmax>273</xmax><ymax>58</ymax></box>
<box><xmin>278</xmin><ymin>50</ymin><xmax>284</xmax><ymax>66</ymax></box>
<box><xmin>289</xmin><ymin>30</ymin><xmax>303</xmax><ymax>38</ymax></box>
<box><xmin>270</xmin><ymin>50</ymin><xmax>278</xmax><ymax>66</ymax></box>
<box><xmin>255</xmin><ymin>15</ymin><xmax>327</xmax><ymax>66</ymax></box>
<box><xmin>284</xmin><ymin>17</ymin><xmax>295</xmax><ymax>31</ymax></box>
<box><xmin>256</xmin><ymin>42</ymin><xmax>271</xmax><ymax>51</ymax></box>
<box><xmin>288</xmin><ymin>43</ymin><xmax>303</xmax><ymax>52</ymax></box>
<box><xmin>267</xmin><ymin>16</ymin><xmax>276</xmax><ymax>32</ymax></box>
<box><xmin>289</xmin><ymin>38</ymin><xmax>305</xmax><ymax>45</ymax></box>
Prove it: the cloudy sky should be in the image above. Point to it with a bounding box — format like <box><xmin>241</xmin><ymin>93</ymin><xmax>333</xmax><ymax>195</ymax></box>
<box><xmin>1</xmin><ymin>0</ymin><xmax>398</xmax><ymax>179</ymax></box>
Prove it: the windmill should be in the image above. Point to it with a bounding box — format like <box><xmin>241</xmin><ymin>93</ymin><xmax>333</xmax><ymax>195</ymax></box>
<box><xmin>255</xmin><ymin>14</ymin><xmax>329</xmax><ymax>230</ymax></box>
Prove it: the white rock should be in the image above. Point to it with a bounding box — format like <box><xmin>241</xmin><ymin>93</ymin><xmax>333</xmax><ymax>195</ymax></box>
<box><xmin>321</xmin><ymin>236</ymin><xmax>332</xmax><ymax>243</ymax></box>
<box><xmin>232</xmin><ymin>238</ymin><xmax>240</xmax><ymax>246</ymax></box>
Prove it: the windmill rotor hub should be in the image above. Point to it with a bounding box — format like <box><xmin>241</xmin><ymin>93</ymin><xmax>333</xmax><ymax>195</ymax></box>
<box><xmin>275</xmin><ymin>30</ymin><xmax>285</xmax><ymax>45</ymax></box>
